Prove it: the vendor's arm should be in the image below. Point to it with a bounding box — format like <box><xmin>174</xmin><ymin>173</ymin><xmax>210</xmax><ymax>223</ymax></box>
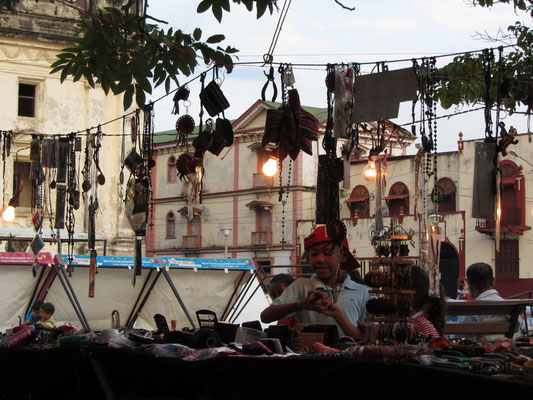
<box><xmin>261</xmin><ymin>290</ymin><xmax>326</xmax><ymax>323</ymax></box>
<box><xmin>318</xmin><ymin>301</ymin><xmax>362</xmax><ymax>339</ymax></box>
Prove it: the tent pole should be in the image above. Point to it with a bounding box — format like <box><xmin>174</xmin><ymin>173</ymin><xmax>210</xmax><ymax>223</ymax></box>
<box><xmin>161</xmin><ymin>268</ymin><xmax>197</xmax><ymax>329</ymax></box>
<box><xmin>126</xmin><ymin>269</ymin><xmax>161</xmax><ymax>328</ymax></box>
<box><xmin>24</xmin><ymin>263</ymin><xmax>47</xmax><ymax>319</ymax></box>
<box><xmin>221</xmin><ymin>271</ymin><xmax>246</xmax><ymax>321</ymax></box>
<box><xmin>53</xmin><ymin>261</ymin><xmax>91</xmax><ymax>331</ymax></box>
<box><xmin>36</xmin><ymin>265</ymin><xmax>58</xmax><ymax>302</ymax></box>
<box><xmin>230</xmin><ymin>278</ymin><xmax>263</xmax><ymax>323</ymax></box>
<box><xmin>227</xmin><ymin>272</ymin><xmax>256</xmax><ymax>322</ymax></box>
<box><xmin>125</xmin><ymin>268</ymin><xmax>156</xmax><ymax>328</ymax></box>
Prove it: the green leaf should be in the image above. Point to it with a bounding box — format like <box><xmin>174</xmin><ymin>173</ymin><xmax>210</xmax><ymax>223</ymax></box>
<box><xmin>134</xmin><ymin>73</ymin><xmax>153</xmax><ymax>94</ymax></box>
<box><xmin>60</xmin><ymin>63</ymin><xmax>70</xmax><ymax>83</ymax></box>
<box><xmin>220</xmin><ymin>0</ymin><xmax>230</xmax><ymax>12</ymax></box>
<box><xmin>193</xmin><ymin>28</ymin><xmax>202</xmax><ymax>41</ymax></box>
<box><xmin>135</xmin><ymin>83</ymin><xmax>146</xmax><ymax>108</ymax></box>
<box><xmin>206</xmin><ymin>34</ymin><xmax>225</xmax><ymax>44</ymax></box>
<box><xmin>257</xmin><ymin>0</ymin><xmax>267</xmax><ymax>19</ymax></box>
<box><xmin>197</xmin><ymin>0</ymin><xmax>211</xmax><ymax>13</ymax></box>
<box><xmin>123</xmin><ymin>84</ymin><xmax>134</xmax><ymax>110</ymax></box>
<box><xmin>165</xmin><ymin>76</ymin><xmax>171</xmax><ymax>93</ymax></box>
<box><xmin>84</xmin><ymin>70</ymin><xmax>95</xmax><ymax>88</ymax></box>
<box><xmin>212</xmin><ymin>3</ymin><xmax>223</xmax><ymax>22</ymax></box>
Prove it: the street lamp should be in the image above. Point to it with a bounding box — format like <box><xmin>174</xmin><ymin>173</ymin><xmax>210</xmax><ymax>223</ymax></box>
<box><xmin>221</xmin><ymin>227</ymin><xmax>232</xmax><ymax>258</ymax></box>
<box><xmin>509</xmin><ymin>149</ymin><xmax>533</xmax><ymax>169</ymax></box>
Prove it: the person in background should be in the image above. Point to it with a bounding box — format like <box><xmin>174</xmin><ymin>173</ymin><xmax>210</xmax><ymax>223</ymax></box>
<box><xmin>409</xmin><ymin>266</ymin><xmax>447</xmax><ymax>338</ymax></box>
<box><xmin>24</xmin><ymin>300</ymin><xmax>43</xmax><ymax>325</ymax></box>
<box><xmin>466</xmin><ymin>262</ymin><xmax>503</xmax><ymax>302</ymax></box>
<box><xmin>37</xmin><ymin>302</ymin><xmax>55</xmax><ymax>329</ymax></box>
<box><xmin>268</xmin><ymin>273</ymin><xmax>298</xmax><ymax>327</ymax></box>
<box><xmin>261</xmin><ymin>224</ymin><xmax>368</xmax><ymax>339</ymax></box>
<box><xmin>455</xmin><ymin>263</ymin><xmax>507</xmax><ymax>341</ymax></box>
<box><xmin>268</xmin><ymin>274</ymin><xmax>295</xmax><ymax>300</ymax></box>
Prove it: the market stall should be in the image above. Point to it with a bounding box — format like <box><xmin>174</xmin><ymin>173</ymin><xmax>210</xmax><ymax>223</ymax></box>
<box><xmin>41</xmin><ymin>254</ymin><xmax>263</xmax><ymax>331</ymax></box>
<box><xmin>0</xmin><ymin>252</ymin><xmax>60</xmax><ymax>331</ymax></box>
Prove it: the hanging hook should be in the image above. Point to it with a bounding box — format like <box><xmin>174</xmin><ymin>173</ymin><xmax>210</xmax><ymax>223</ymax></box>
<box><xmin>261</xmin><ymin>65</ymin><xmax>278</xmax><ymax>102</ymax></box>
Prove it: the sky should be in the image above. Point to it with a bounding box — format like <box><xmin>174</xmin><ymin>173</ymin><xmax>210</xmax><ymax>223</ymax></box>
<box><xmin>146</xmin><ymin>0</ymin><xmax>531</xmax><ymax>154</ymax></box>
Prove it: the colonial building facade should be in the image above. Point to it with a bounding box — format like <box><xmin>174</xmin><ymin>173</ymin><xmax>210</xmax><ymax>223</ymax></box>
<box><xmin>148</xmin><ymin>99</ymin><xmax>414</xmax><ymax>274</ymax></box>
<box><xmin>0</xmin><ymin>0</ymin><xmax>135</xmax><ymax>256</ymax></box>
<box><xmin>345</xmin><ymin>132</ymin><xmax>533</xmax><ymax>298</ymax></box>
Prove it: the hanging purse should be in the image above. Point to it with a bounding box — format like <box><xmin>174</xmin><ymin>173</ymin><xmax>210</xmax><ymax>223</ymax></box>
<box><xmin>200</xmin><ymin>80</ymin><xmax>230</xmax><ymax>117</ymax></box>
<box><xmin>215</xmin><ymin>117</ymin><xmax>234</xmax><ymax>147</ymax></box>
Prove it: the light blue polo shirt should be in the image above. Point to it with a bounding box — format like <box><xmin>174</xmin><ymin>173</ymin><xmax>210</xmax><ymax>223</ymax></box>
<box><xmin>272</xmin><ymin>274</ymin><xmax>369</xmax><ymax>336</ymax></box>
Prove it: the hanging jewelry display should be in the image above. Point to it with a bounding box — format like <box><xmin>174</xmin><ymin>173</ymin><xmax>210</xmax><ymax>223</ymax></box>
<box><xmin>81</xmin><ymin>130</ymin><xmax>93</xmax><ymax>193</ymax></box>
<box><xmin>93</xmin><ymin>126</ymin><xmax>106</xmax><ymax>187</ymax></box>
<box><xmin>199</xmin><ymin>67</ymin><xmax>230</xmax><ymax>118</ymax></box>
<box><xmin>172</xmin><ymin>85</ymin><xmax>191</xmax><ymax>115</ymax></box>
<box><xmin>131</xmin><ymin>109</ymin><xmax>139</xmax><ymax>143</ymax></box>
<box><xmin>175</xmin><ymin>100</ymin><xmax>195</xmax><ymax>147</ymax></box>
<box><xmin>88</xmin><ymin>194</ymin><xmax>97</xmax><ymax>297</ymax></box>
<box><xmin>118</xmin><ymin>117</ymin><xmax>126</xmax><ymax>214</ymax></box>
<box><xmin>316</xmin><ymin>64</ymin><xmax>340</xmax><ymax>224</ymax></box>
<box><xmin>66</xmin><ymin>134</ymin><xmax>77</xmax><ymax>277</ymax></box>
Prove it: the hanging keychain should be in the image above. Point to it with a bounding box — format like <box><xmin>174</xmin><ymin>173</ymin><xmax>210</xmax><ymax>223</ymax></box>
<box><xmin>172</xmin><ymin>85</ymin><xmax>190</xmax><ymax>115</ymax></box>
<box><xmin>176</xmin><ymin>98</ymin><xmax>195</xmax><ymax>147</ymax></box>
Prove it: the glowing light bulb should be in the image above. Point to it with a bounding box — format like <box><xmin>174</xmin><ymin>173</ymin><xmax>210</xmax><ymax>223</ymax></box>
<box><xmin>362</xmin><ymin>159</ymin><xmax>376</xmax><ymax>181</ymax></box>
<box><xmin>2</xmin><ymin>205</ymin><xmax>15</xmax><ymax>222</ymax></box>
<box><xmin>262</xmin><ymin>157</ymin><xmax>278</xmax><ymax>177</ymax></box>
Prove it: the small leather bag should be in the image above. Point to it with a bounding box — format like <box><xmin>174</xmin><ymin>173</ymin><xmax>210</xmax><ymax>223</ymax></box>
<box><xmin>200</xmin><ymin>80</ymin><xmax>230</xmax><ymax>117</ymax></box>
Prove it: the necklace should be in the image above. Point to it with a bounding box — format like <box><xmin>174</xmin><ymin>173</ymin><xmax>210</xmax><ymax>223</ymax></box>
<box><xmin>320</xmin><ymin>266</ymin><xmax>342</xmax><ymax>303</ymax></box>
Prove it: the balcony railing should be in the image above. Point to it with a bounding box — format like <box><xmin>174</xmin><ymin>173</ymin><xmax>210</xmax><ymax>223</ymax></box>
<box><xmin>476</xmin><ymin>207</ymin><xmax>522</xmax><ymax>231</ymax></box>
<box><xmin>253</xmin><ymin>173</ymin><xmax>274</xmax><ymax>188</ymax></box>
<box><xmin>182</xmin><ymin>235</ymin><xmax>201</xmax><ymax>249</ymax></box>
<box><xmin>252</xmin><ymin>231</ymin><xmax>272</xmax><ymax>246</ymax></box>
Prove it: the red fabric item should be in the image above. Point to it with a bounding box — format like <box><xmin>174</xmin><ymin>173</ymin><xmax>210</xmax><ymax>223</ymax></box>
<box><xmin>278</xmin><ymin>316</ymin><xmax>298</xmax><ymax>328</ymax></box>
<box><xmin>303</xmin><ymin>225</ymin><xmax>361</xmax><ymax>271</ymax></box>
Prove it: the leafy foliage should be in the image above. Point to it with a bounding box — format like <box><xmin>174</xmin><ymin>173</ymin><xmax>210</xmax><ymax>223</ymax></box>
<box><xmin>0</xmin><ymin>0</ymin><xmax>19</xmax><ymax>12</ymax></box>
<box><xmin>13</xmin><ymin>0</ymin><xmax>275</xmax><ymax>110</ymax></box>
<box><xmin>435</xmin><ymin>0</ymin><xmax>533</xmax><ymax>111</ymax></box>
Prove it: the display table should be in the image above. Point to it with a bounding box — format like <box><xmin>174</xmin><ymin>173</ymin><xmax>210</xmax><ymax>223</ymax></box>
<box><xmin>1</xmin><ymin>344</ymin><xmax>531</xmax><ymax>399</ymax></box>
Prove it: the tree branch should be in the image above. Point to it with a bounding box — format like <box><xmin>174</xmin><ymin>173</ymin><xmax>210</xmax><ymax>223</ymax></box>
<box><xmin>334</xmin><ymin>0</ymin><xmax>355</xmax><ymax>11</ymax></box>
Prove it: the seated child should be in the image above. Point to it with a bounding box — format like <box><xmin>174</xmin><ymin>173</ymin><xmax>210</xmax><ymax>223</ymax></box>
<box><xmin>24</xmin><ymin>300</ymin><xmax>43</xmax><ymax>325</ymax></box>
<box><xmin>37</xmin><ymin>302</ymin><xmax>56</xmax><ymax>329</ymax></box>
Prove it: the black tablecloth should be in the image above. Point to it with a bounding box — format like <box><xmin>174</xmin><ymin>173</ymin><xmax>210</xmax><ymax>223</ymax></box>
<box><xmin>0</xmin><ymin>345</ymin><xmax>531</xmax><ymax>399</ymax></box>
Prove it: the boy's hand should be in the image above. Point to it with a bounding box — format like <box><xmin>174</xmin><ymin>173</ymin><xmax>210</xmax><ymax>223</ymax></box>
<box><xmin>298</xmin><ymin>290</ymin><xmax>328</xmax><ymax>311</ymax></box>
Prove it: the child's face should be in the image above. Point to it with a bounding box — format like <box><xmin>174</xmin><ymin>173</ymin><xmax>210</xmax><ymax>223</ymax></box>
<box><xmin>269</xmin><ymin>281</ymin><xmax>287</xmax><ymax>300</ymax></box>
<box><xmin>309</xmin><ymin>241</ymin><xmax>343</xmax><ymax>283</ymax></box>
<box><xmin>40</xmin><ymin>309</ymin><xmax>52</xmax><ymax>320</ymax></box>
<box><xmin>32</xmin><ymin>309</ymin><xmax>40</xmax><ymax>319</ymax></box>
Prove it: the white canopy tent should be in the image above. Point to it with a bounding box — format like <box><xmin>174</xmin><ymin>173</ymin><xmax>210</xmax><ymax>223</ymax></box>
<box><xmin>0</xmin><ymin>252</ymin><xmax>270</xmax><ymax>332</ymax></box>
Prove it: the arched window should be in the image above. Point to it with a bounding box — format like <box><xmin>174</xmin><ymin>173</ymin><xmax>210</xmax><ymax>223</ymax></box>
<box><xmin>346</xmin><ymin>185</ymin><xmax>370</xmax><ymax>219</ymax></box>
<box><xmin>166</xmin><ymin>211</ymin><xmax>175</xmax><ymax>238</ymax></box>
<box><xmin>167</xmin><ymin>156</ymin><xmax>176</xmax><ymax>183</ymax></box>
<box><xmin>433</xmin><ymin>178</ymin><xmax>456</xmax><ymax>213</ymax></box>
<box><xmin>499</xmin><ymin>160</ymin><xmax>522</xmax><ymax>227</ymax></box>
<box><xmin>386</xmin><ymin>182</ymin><xmax>409</xmax><ymax>217</ymax></box>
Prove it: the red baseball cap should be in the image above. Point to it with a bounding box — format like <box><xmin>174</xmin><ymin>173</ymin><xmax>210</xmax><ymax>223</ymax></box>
<box><xmin>304</xmin><ymin>225</ymin><xmax>360</xmax><ymax>271</ymax></box>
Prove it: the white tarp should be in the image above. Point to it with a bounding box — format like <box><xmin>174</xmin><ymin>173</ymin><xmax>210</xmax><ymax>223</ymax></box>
<box><xmin>0</xmin><ymin>253</ymin><xmax>269</xmax><ymax>332</ymax></box>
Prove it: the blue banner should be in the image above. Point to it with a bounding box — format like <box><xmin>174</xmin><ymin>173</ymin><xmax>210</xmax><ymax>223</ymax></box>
<box><xmin>159</xmin><ymin>257</ymin><xmax>255</xmax><ymax>270</ymax></box>
<box><xmin>55</xmin><ymin>255</ymin><xmax>255</xmax><ymax>271</ymax></box>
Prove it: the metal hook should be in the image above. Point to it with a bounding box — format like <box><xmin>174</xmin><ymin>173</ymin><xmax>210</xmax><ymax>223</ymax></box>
<box><xmin>261</xmin><ymin>65</ymin><xmax>278</xmax><ymax>102</ymax></box>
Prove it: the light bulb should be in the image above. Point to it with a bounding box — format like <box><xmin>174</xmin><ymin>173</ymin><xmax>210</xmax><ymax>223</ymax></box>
<box><xmin>362</xmin><ymin>159</ymin><xmax>376</xmax><ymax>181</ymax></box>
<box><xmin>2</xmin><ymin>205</ymin><xmax>15</xmax><ymax>222</ymax></box>
<box><xmin>262</xmin><ymin>157</ymin><xmax>278</xmax><ymax>177</ymax></box>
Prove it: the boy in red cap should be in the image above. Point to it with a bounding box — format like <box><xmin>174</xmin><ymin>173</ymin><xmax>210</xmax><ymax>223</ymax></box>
<box><xmin>260</xmin><ymin>224</ymin><xmax>369</xmax><ymax>339</ymax></box>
